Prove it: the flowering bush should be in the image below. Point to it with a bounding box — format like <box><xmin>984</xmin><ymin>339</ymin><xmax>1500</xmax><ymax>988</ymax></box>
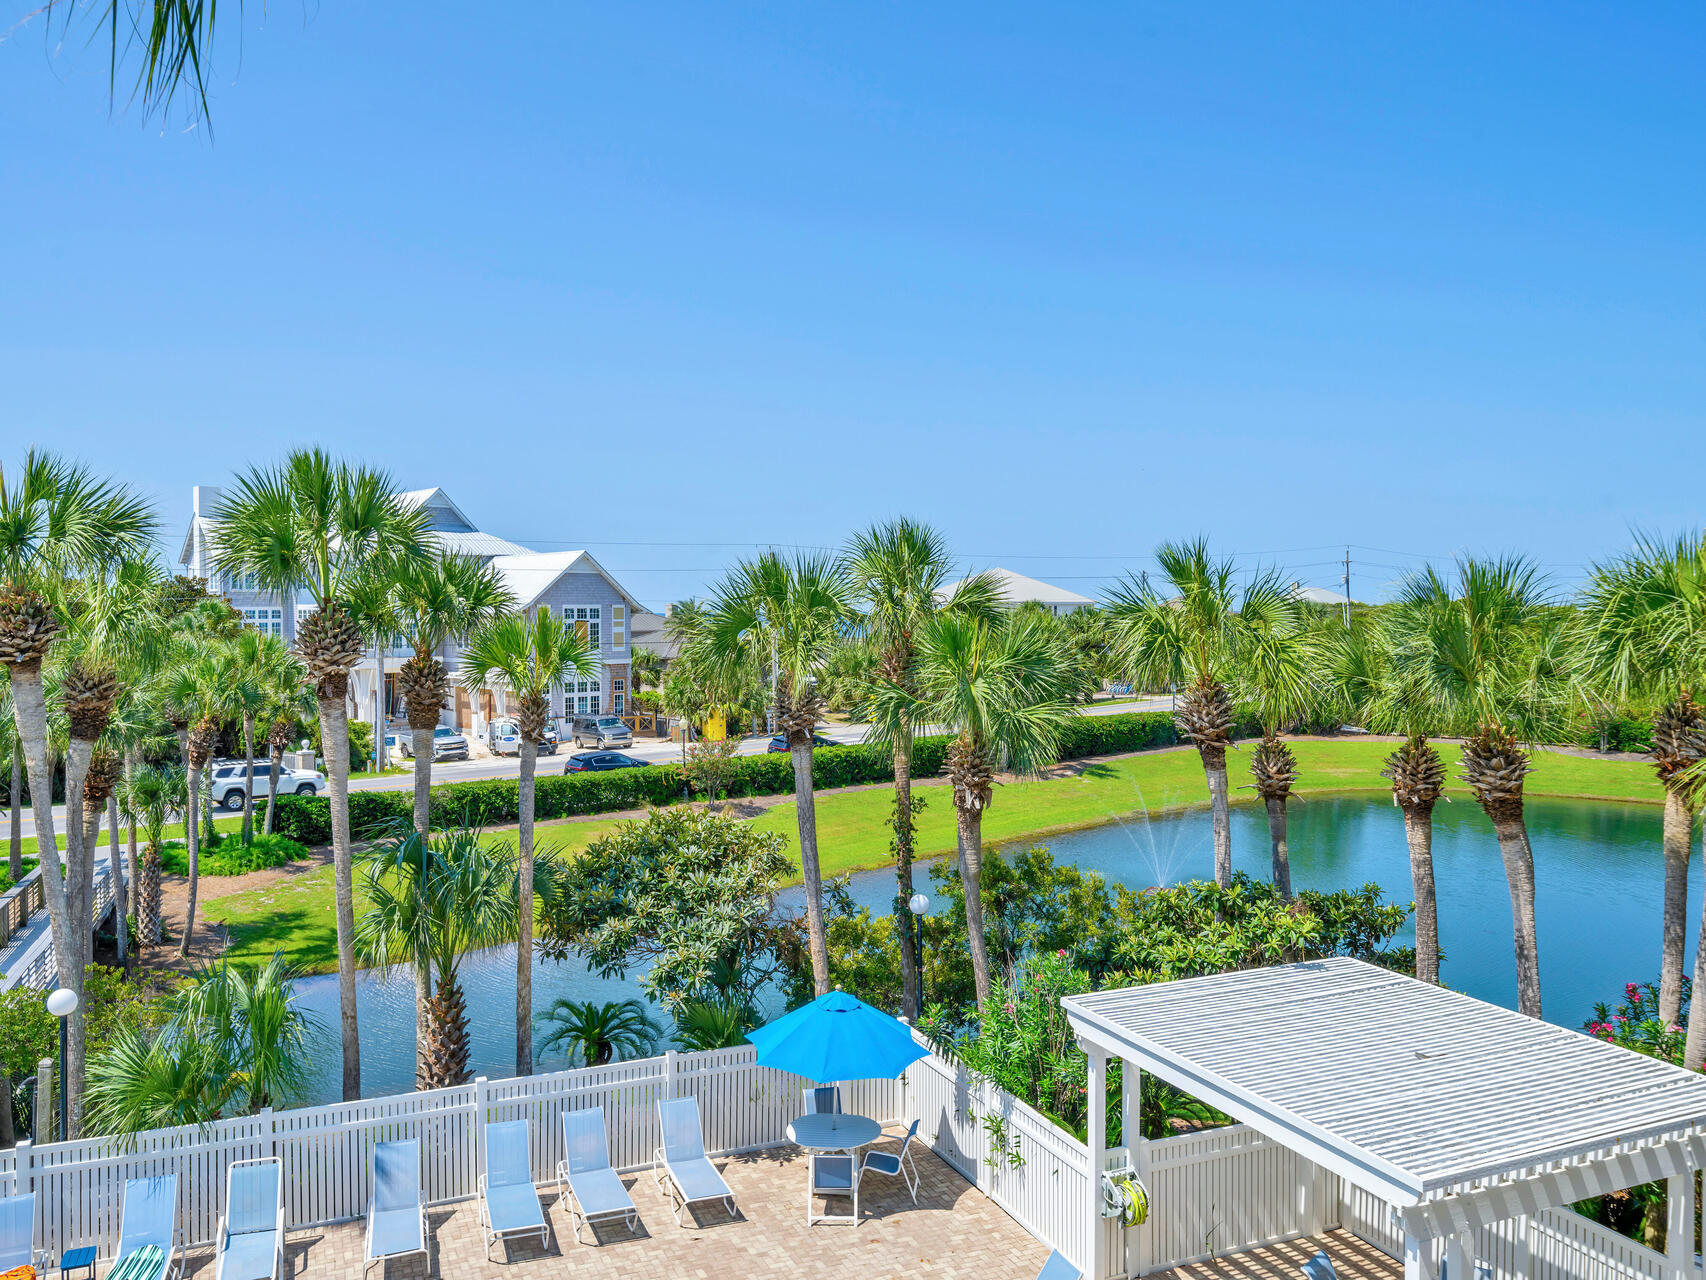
<box><xmin>1585</xmin><ymin>979</ymin><xmax>1689</xmax><ymax>1067</ymax></box>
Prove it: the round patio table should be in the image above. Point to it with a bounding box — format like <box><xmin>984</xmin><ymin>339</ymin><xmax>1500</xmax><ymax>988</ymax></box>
<box><xmin>787</xmin><ymin>1113</ymin><xmax>883</xmax><ymax>1154</ymax></box>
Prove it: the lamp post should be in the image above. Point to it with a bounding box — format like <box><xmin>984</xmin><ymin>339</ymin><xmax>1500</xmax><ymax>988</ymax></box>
<box><xmin>908</xmin><ymin>893</ymin><xmax>929</xmax><ymax>1022</ymax></box>
<box><xmin>46</xmin><ymin>986</ymin><xmax>78</xmax><ymax>1141</ymax></box>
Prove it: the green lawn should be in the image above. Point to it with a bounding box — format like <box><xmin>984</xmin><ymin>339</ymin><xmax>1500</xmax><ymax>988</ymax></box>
<box><xmin>12</xmin><ymin>812</ymin><xmax>248</xmax><ymax>859</ymax></box>
<box><xmin>192</xmin><ymin>739</ymin><xmax>1662</xmax><ymax>975</ymax></box>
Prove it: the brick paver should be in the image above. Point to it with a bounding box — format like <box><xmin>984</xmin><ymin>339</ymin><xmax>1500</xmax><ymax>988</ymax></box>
<box><xmin>178</xmin><ymin>1137</ymin><xmax>1048</xmax><ymax>1280</ymax></box>
<box><xmin>1153</xmin><ymin>1229</ymin><xmax>1399</xmax><ymax>1280</ymax></box>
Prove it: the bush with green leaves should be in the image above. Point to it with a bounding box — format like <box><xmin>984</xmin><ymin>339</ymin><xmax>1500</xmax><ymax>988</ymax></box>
<box><xmin>158</xmin><ymin>832</ymin><xmax>309</xmax><ymax>878</ymax></box>
<box><xmin>535</xmin><ymin>998</ymin><xmax>661</xmax><ymax>1067</ymax></box>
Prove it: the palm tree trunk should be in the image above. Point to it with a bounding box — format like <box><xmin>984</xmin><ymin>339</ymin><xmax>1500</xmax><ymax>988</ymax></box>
<box><xmin>1684</xmin><ymin>824</ymin><xmax>1706</xmax><ymax>1068</ymax></box>
<box><xmin>1659</xmin><ymin>788</ymin><xmax>1694</xmax><ymax>1024</ymax></box>
<box><xmin>1203</xmin><ymin>752</ymin><xmax>1232</xmax><ymax>888</ymax></box>
<box><xmin>81</xmin><ymin>802</ymin><xmax>103</xmax><ymax>964</ymax></box>
<box><xmin>374</xmin><ymin>643</ymin><xmax>387</xmax><ymax>771</ymax></box>
<box><xmin>8</xmin><ymin>752</ymin><xmax>20</xmax><ymax>883</ymax></box>
<box><xmin>1398</xmin><ymin>800</ymin><xmax>1441</xmax><ymax>983</ymax></box>
<box><xmin>517</xmin><ymin>737</ymin><xmax>537</xmax><ymax>1076</ymax></box>
<box><xmin>411</xmin><ymin>728</ymin><xmax>433</xmax><ymax>838</ymax></box>
<box><xmin>108</xmin><ymin>793</ymin><xmax>128</xmax><ymax>965</ymax></box>
<box><xmin>177</xmin><ymin>759</ymin><xmax>202</xmax><ymax>959</ymax></box>
<box><xmin>790</xmin><ymin>740</ymin><xmax>830</xmax><ymax>995</ymax></box>
<box><xmin>320</xmin><ymin>690</ymin><xmax>362</xmax><ymax>1101</ymax></box>
<box><xmin>124</xmin><ymin>746</ymin><xmax>140</xmax><ymax>932</ymax></box>
<box><xmin>241</xmin><ymin>713</ymin><xmax>257</xmax><ymax>846</ymax></box>
<box><xmin>1484</xmin><ymin>805</ymin><xmax>1543</xmax><ymax>1018</ymax></box>
<box><xmin>65</xmin><ymin>739</ymin><xmax>93</xmax><ymax>962</ymax></box>
<box><xmin>892</xmin><ymin>737</ymin><xmax>921</xmax><ymax>1020</ymax></box>
<box><xmin>954</xmin><ymin>798</ymin><xmax>994</xmax><ymax>1013</ymax></box>
<box><xmin>264</xmin><ymin>739</ymin><xmax>282</xmax><ymax>836</ymax></box>
<box><xmin>1265</xmin><ymin>797</ymin><xmax>1292</xmax><ymax>900</ymax></box>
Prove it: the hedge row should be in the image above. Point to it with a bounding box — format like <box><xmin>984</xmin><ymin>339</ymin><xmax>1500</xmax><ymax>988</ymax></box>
<box><xmin>268</xmin><ymin>710</ymin><xmax>1214</xmax><ymax>846</ymax></box>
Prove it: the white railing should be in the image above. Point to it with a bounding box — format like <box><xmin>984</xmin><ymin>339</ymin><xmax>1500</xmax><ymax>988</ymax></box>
<box><xmin>0</xmin><ymin>854</ymin><xmax>115</xmax><ymax>992</ymax></box>
<box><xmin>0</xmin><ymin>1043</ymin><xmax>906</xmax><ymax>1263</ymax></box>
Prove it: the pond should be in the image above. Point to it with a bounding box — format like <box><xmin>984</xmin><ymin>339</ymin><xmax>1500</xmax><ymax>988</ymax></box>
<box><xmin>288</xmin><ymin>793</ymin><xmax>1690</xmax><ymax>1105</ymax></box>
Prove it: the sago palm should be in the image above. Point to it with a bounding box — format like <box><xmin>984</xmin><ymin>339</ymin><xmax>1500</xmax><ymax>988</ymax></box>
<box><xmin>1233</xmin><ymin>580</ymin><xmax>1313</xmax><ymax>900</ymax></box>
<box><xmin>460</xmin><ymin>608</ymin><xmax>595</xmax><ymax>1075</ymax></box>
<box><xmin>535</xmin><ymin>998</ymin><xmax>661</xmax><ymax>1067</ymax></box>
<box><xmin>842</xmin><ymin>518</ymin><xmax>1000</xmax><ymax>1018</ymax></box>
<box><xmin>212</xmin><ymin>449</ymin><xmax>428</xmax><ymax>1101</ymax></box>
<box><xmin>1577</xmin><ymin>531</ymin><xmax>1706</xmax><ymax>1040</ymax></box>
<box><xmin>694</xmin><ymin>552</ymin><xmax>854</xmax><ymax>996</ymax></box>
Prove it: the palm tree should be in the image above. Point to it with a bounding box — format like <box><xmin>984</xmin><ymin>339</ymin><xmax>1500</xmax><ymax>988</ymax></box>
<box><xmin>631</xmin><ymin>646</ymin><xmax>664</xmax><ymax>693</ymax></box>
<box><xmin>355</xmin><ymin>826</ymin><xmax>520</xmax><ymax>1088</ymax></box>
<box><xmin>254</xmin><ymin>643</ymin><xmax>311</xmax><ymax>837</ymax></box>
<box><xmin>694</xmin><ymin>553</ymin><xmax>853</xmax><ymax>995</ymax></box>
<box><xmin>672</xmin><ymin>1000</ymin><xmax>755</xmax><ymax>1051</ymax></box>
<box><xmin>1577</xmin><ymin>532</ymin><xmax>1706</xmax><ymax>1035</ymax></box>
<box><xmin>212</xmin><ymin>449</ymin><xmax>428</xmax><ymax>1101</ymax></box>
<box><xmin>0</xmin><ymin>449</ymin><xmax>156</xmax><ymax>1136</ymax></box>
<box><xmin>1106</xmin><ymin>540</ymin><xmax>1276</xmax><ymax>889</ymax></box>
<box><xmin>460</xmin><ymin>609</ymin><xmax>595</xmax><ymax>1075</ymax></box>
<box><xmin>535</xmin><ymin>999</ymin><xmax>661</xmax><ymax>1066</ymax></box>
<box><xmin>117</xmin><ymin>762</ymin><xmax>186</xmax><ymax>948</ymax></box>
<box><xmin>843</xmin><ymin>519</ymin><xmax>1000</xmax><ymax>1018</ymax></box>
<box><xmin>390</xmin><ymin>551</ymin><xmax>512</xmax><ymax>836</ymax></box>
<box><xmin>882</xmin><ymin>610</ymin><xmax>1075</xmax><ymax>1012</ymax></box>
<box><xmin>1234</xmin><ymin>581</ymin><xmax>1313</xmax><ymax>900</ymax></box>
<box><xmin>159</xmin><ymin>637</ymin><xmax>241</xmax><ymax>959</ymax></box>
<box><xmin>229</xmin><ymin>629</ymin><xmax>291</xmax><ymax>846</ymax></box>
<box><xmin>1384</xmin><ymin>558</ymin><xmax>1564</xmax><ymax>1019</ymax></box>
<box><xmin>344</xmin><ymin>566</ymin><xmax>402</xmax><ymax>773</ymax></box>
<box><xmin>3</xmin><ymin>688</ymin><xmax>20</xmax><ymax>885</ymax></box>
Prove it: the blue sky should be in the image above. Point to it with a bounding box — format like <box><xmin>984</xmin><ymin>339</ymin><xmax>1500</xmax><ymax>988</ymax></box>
<box><xmin>4</xmin><ymin>3</ymin><xmax>1704</xmax><ymax>610</ymax></box>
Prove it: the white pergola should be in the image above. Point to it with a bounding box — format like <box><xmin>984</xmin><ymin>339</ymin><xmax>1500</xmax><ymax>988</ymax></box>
<box><xmin>1064</xmin><ymin>957</ymin><xmax>1706</xmax><ymax>1280</ymax></box>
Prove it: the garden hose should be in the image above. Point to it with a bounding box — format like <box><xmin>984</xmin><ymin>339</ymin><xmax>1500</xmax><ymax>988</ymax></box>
<box><xmin>1119</xmin><ymin>1175</ymin><xmax>1149</xmax><ymax>1227</ymax></box>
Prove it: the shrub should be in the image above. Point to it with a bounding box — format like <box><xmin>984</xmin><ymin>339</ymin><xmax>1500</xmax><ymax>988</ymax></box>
<box><xmin>158</xmin><ymin>832</ymin><xmax>310</xmax><ymax>877</ymax></box>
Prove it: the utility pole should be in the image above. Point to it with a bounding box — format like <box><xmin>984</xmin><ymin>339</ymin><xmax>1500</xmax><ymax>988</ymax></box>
<box><xmin>1342</xmin><ymin>548</ymin><xmax>1352</xmax><ymax>627</ymax></box>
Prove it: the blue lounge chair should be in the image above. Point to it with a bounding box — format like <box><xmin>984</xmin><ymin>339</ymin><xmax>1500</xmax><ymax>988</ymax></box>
<box><xmin>363</xmin><ymin>1141</ymin><xmax>427</xmax><ymax>1279</ymax></box>
<box><xmin>555</xmin><ymin>1107</ymin><xmax>639</xmax><ymax>1245</ymax></box>
<box><xmin>802</xmin><ymin>1085</ymin><xmax>842</xmax><ymax>1116</ymax></box>
<box><xmin>479</xmin><ymin>1119</ymin><xmax>548</xmax><ymax>1261</ymax></box>
<box><xmin>1300</xmin><ymin>1251</ymin><xmax>1337</xmax><ymax>1280</ymax></box>
<box><xmin>215</xmin><ymin>1159</ymin><xmax>284</xmax><ymax>1280</ymax></box>
<box><xmin>0</xmin><ymin>1192</ymin><xmax>41</xmax><ymax>1275</ymax></box>
<box><xmin>859</xmin><ymin>1118</ymin><xmax>921</xmax><ymax>1204</ymax></box>
<box><xmin>653</xmin><ymin>1097</ymin><xmax>737</xmax><ymax>1227</ymax></box>
<box><xmin>1035</xmin><ymin>1250</ymin><xmax>1082</xmax><ymax>1280</ymax></box>
<box><xmin>116</xmin><ymin>1176</ymin><xmax>180</xmax><ymax>1280</ymax></box>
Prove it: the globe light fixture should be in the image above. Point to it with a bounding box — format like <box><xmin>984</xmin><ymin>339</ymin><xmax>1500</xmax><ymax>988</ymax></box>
<box><xmin>46</xmin><ymin>986</ymin><xmax>79</xmax><ymax>1139</ymax></box>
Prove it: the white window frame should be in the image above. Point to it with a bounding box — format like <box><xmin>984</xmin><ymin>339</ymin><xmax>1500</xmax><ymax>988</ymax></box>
<box><xmin>612</xmin><ymin>604</ymin><xmax>626</xmax><ymax>647</ymax></box>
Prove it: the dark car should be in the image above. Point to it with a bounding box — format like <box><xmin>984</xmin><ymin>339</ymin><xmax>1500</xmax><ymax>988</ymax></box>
<box><xmin>563</xmin><ymin>751</ymin><xmax>652</xmax><ymax>774</ymax></box>
<box><xmin>766</xmin><ymin>733</ymin><xmax>839</xmax><ymax>753</ymax></box>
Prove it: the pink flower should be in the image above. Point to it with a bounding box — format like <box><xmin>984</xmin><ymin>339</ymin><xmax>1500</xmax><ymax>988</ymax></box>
<box><xmin>1004</xmin><ymin>1002</ymin><xmax>1016</xmax><ymax>1015</ymax></box>
<box><xmin>1056</xmin><ymin>949</ymin><xmax>1067</xmax><ymax>958</ymax></box>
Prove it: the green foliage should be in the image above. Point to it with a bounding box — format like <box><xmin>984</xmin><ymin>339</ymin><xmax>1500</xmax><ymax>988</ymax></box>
<box><xmin>0</xmin><ymin>966</ymin><xmax>169</xmax><ymax>1094</ymax></box>
<box><xmin>535</xmin><ymin>998</ymin><xmax>662</xmax><ymax>1067</ymax></box>
<box><xmin>538</xmin><ymin>808</ymin><xmax>792</xmax><ymax>1007</ymax></box>
<box><xmin>158</xmin><ymin>832</ymin><xmax>308</xmax><ymax>877</ymax></box>
<box><xmin>671</xmin><ymin>999</ymin><xmax>757</xmax><ymax>1051</ymax></box>
<box><xmin>1586</xmin><ymin>979</ymin><xmax>1686</xmax><ymax>1063</ymax></box>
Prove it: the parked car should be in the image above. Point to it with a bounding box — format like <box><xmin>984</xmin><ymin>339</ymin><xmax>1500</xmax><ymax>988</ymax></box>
<box><xmin>485</xmin><ymin>719</ymin><xmax>560</xmax><ymax>756</ymax></box>
<box><xmin>432</xmin><ymin>726</ymin><xmax>470</xmax><ymax>761</ymax></box>
<box><xmin>563</xmin><ymin>751</ymin><xmax>651</xmax><ymax>774</ymax></box>
<box><xmin>210</xmin><ymin>760</ymin><xmax>326</xmax><ymax>810</ymax></box>
<box><xmin>570</xmin><ymin>715</ymin><xmax>634</xmax><ymax>749</ymax></box>
<box><xmin>766</xmin><ymin>732</ymin><xmax>839</xmax><ymax>753</ymax></box>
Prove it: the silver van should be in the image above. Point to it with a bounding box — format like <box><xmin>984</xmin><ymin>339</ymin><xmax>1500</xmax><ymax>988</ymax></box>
<box><xmin>570</xmin><ymin>715</ymin><xmax>633</xmax><ymax>749</ymax></box>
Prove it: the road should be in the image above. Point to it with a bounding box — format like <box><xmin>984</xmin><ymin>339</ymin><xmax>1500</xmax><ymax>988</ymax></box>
<box><xmin>13</xmin><ymin>695</ymin><xmax>1174</xmax><ymax>842</ymax></box>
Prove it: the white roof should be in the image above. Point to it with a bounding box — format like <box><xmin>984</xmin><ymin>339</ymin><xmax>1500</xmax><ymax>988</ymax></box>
<box><xmin>1065</xmin><ymin>957</ymin><xmax>1706</xmax><ymax>1218</ymax></box>
<box><xmin>939</xmin><ymin>567</ymin><xmax>1095</xmax><ymax>608</ymax></box>
<box><xmin>1289</xmin><ymin>582</ymin><xmax>1355</xmax><ymax>606</ymax></box>
<box><xmin>488</xmin><ymin>550</ymin><xmax>646</xmax><ymax>615</ymax></box>
<box><xmin>430</xmin><ymin>530</ymin><xmax>534</xmax><ymax>559</ymax></box>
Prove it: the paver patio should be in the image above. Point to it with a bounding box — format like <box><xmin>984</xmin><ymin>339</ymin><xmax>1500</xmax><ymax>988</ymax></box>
<box><xmin>175</xmin><ymin>1135</ymin><xmax>1049</xmax><ymax>1280</ymax></box>
<box><xmin>1150</xmin><ymin>1230</ymin><xmax>1400</xmax><ymax>1280</ymax></box>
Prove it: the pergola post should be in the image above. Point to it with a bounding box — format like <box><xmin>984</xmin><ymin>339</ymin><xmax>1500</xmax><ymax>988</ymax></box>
<box><xmin>1669</xmin><ymin>1173</ymin><xmax>1697</xmax><ymax>1280</ymax></box>
<box><xmin>1443</xmin><ymin>1230</ymin><xmax>1472</xmax><ymax>1280</ymax></box>
<box><xmin>1086</xmin><ymin>1041</ymin><xmax>1107</xmax><ymax>1280</ymax></box>
<box><xmin>1122</xmin><ymin>1059</ymin><xmax>1149</xmax><ymax>1276</ymax></box>
<box><xmin>1402</xmin><ymin>1231</ymin><xmax>1433</xmax><ymax>1280</ymax></box>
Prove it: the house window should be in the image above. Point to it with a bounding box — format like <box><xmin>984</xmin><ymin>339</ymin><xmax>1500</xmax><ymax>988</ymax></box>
<box><xmin>589</xmin><ymin>606</ymin><xmax>601</xmax><ymax>650</ymax></box>
<box><xmin>566</xmin><ymin>677</ymin><xmax>602</xmax><ymax>717</ymax></box>
<box><xmin>241</xmin><ymin>608</ymin><xmax>283</xmax><ymax>637</ymax></box>
<box><xmin>613</xmin><ymin>678</ymin><xmax>625</xmax><ymax>715</ymax></box>
<box><xmin>612</xmin><ymin>604</ymin><xmax>626</xmax><ymax>647</ymax></box>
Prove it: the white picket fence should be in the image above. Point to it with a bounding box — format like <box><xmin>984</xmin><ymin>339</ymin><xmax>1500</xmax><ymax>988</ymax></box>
<box><xmin>0</xmin><ymin>1044</ymin><xmax>905</xmax><ymax>1262</ymax></box>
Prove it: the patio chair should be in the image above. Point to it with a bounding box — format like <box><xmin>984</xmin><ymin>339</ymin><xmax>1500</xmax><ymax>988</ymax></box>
<box><xmin>859</xmin><ymin>1118</ymin><xmax>921</xmax><ymax>1204</ymax></box>
<box><xmin>215</xmin><ymin>1159</ymin><xmax>285</xmax><ymax>1280</ymax></box>
<box><xmin>802</xmin><ymin>1085</ymin><xmax>842</xmax><ymax>1116</ymax></box>
<box><xmin>0</xmin><ymin>1192</ymin><xmax>42</xmax><ymax>1275</ymax></box>
<box><xmin>479</xmin><ymin>1120</ymin><xmax>549</xmax><ymax>1262</ymax></box>
<box><xmin>1299</xmin><ymin>1251</ymin><xmax>1337</xmax><ymax>1280</ymax></box>
<box><xmin>806</xmin><ymin>1153</ymin><xmax>858</xmax><ymax>1226</ymax></box>
<box><xmin>115</xmin><ymin>1176</ymin><xmax>181</xmax><ymax>1280</ymax></box>
<box><xmin>555</xmin><ymin>1107</ymin><xmax>639</xmax><ymax>1245</ymax></box>
<box><xmin>363</xmin><ymin>1140</ymin><xmax>427</xmax><ymax>1279</ymax></box>
<box><xmin>1034</xmin><ymin>1250</ymin><xmax>1082</xmax><ymax>1280</ymax></box>
<box><xmin>653</xmin><ymin>1097</ymin><xmax>738</xmax><ymax>1227</ymax></box>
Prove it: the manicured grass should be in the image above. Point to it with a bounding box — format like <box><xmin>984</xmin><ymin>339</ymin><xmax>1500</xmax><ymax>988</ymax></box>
<box><xmin>12</xmin><ymin>813</ymin><xmax>248</xmax><ymax>859</ymax></box>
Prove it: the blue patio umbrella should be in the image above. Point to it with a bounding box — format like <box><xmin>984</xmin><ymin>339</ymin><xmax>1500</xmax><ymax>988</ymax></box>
<box><xmin>746</xmin><ymin>989</ymin><xmax>929</xmax><ymax>1083</ymax></box>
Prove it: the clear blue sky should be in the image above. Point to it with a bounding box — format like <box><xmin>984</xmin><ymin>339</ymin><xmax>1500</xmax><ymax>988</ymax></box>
<box><xmin>4</xmin><ymin>3</ymin><xmax>1704</xmax><ymax>610</ymax></box>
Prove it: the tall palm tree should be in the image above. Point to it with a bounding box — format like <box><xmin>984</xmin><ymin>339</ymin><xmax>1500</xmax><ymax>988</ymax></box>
<box><xmin>1234</xmin><ymin>582</ymin><xmax>1313</xmax><ymax>900</ymax></box>
<box><xmin>212</xmin><ymin>449</ymin><xmax>428</xmax><ymax>1101</ymax></box>
<box><xmin>258</xmin><ymin>650</ymin><xmax>311</xmax><ymax>837</ymax></box>
<box><xmin>0</xmin><ymin>449</ymin><xmax>156</xmax><ymax>1136</ymax></box>
<box><xmin>694</xmin><ymin>552</ymin><xmax>853</xmax><ymax>995</ymax></box>
<box><xmin>630</xmin><ymin>646</ymin><xmax>664</xmax><ymax>693</ymax></box>
<box><xmin>879</xmin><ymin>610</ymin><xmax>1075</xmax><ymax>1012</ymax></box>
<box><xmin>229</xmin><ymin>629</ymin><xmax>289</xmax><ymax>846</ymax></box>
<box><xmin>356</xmin><ymin>826</ymin><xmax>520</xmax><ymax>1088</ymax></box>
<box><xmin>117</xmin><ymin>762</ymin><xmax>186</xmax><ymax>948</ymax></box>
<box><xmin>1384</xmin><ymin>558</ymin><xmax>1564</xmax><ymax>1019</ymax></box>
<box><xmin>1577</xmin><ymin>532</ymin><xmax>1706</xmax><ymax>1035</ymax></box>
<box><xmin>159</xmin><ymin>638</ymin><xmax>240</xmax><ymax>959</ymax></box>
<box><xmin>344</xmin><ymin>567</ymin><xmax>402</xmax><ymax>773</ymax></box>
<box><xmin>391</xmin><ymin>551</ymin><xmax>512</xmax><ymax>836</ymax></box>
<box><xmin>460</xmin><ymin>609</ymin><xmax>595</xmax><ymax>1075</ymax></box>
<box><xmin>842</xmin><ymin>519</ymin><xmax>1000</xmax><ymax>1018</ymax></box>
<box><xmin>1106</xmin><ymin>540</ymin><xmax>1279</xmax><ymax>889</ymax></box>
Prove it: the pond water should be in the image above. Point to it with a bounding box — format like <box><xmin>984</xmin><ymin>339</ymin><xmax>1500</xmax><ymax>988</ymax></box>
<box><xmin>288</xmin><ymin>794</ymin><xmax>1692</xmax><ymax>1105</ymax></box>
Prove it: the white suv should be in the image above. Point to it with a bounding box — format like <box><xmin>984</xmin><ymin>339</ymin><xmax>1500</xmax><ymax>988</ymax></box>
<box><xmin>210</xmin><ymin>761</ymin><xmax>326</xmax><ymax>810</ymax></box>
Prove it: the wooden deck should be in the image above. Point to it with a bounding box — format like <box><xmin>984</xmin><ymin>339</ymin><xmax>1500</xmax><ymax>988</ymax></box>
<box><xmin>1151</xmin><ymin>1229</ymin><xmax>1400</xmax><ymax>1280</ymax></box>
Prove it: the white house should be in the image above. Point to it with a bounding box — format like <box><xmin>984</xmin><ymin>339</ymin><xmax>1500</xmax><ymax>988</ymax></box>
<box><xmin>938</xmin><ymin>566</ymin><xmax>1096</xmax><ymax>616</ymax></box>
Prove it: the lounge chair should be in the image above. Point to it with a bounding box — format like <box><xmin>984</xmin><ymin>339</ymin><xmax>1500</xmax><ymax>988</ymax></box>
<box><xmin>802</xmin><ymin>1085</ymin><xmax>842</xmax><ymax>1116</ymax></box>
<box><xmin>478</xmin><ymin>1119</ymin><xmax>548</xmax><ymax>1261</ymax></box>
<box><xmin>1300</xmin><ymin>1252</ymin><xmax>1337</xmax><ymax>1280</ymax></box>
<box><xmin>555</xmin><ymin>1108</ymin><xmax>638</xmax><ymax>1244</ymax></box>
<box><xmin>115</xmin><ymin>1176</ymin><xmax>180</xmax><ymax>1280</ymax></box>
<box><xmin>363</xmin><ymin>1141</ymin><xmax>428</xmax><ymax>1279</ymax></box>
<box><xmin>0</xmin><ymin>1192</ymin><xmax>42</xmax><ymax>1275</ymax></box>
<box><xmin>653</xmin><ymin>1097</ymin><xmax>737</xmax><ymax>1227</ymax></box>
<box><xmin>859</xmin><ymin>1118</ymin><xmax>921</xmax><ymax>1204</ymax></box>
<box><xmin>1035</xmin><ymin>1250</ymin><xmax>1082</xmax><ymax>1280</ymax></box>
<box><xmin>215</xmin><ymin>1159</ymin><xmax>285</xmax><ymax>1280</ymax></box>
<box><xmin>806</xmin><ymin>1153</ymin><xmax>858</xmax><ymax>1226</ymax></box>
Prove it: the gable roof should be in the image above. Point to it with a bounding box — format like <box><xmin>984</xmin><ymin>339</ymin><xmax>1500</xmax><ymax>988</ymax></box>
<box><xmin>488</xmin><ymin>550</ymin><xmax>649</xmax><ymax>616</ymax></box>
<box><xmin>398</xmin><ymin>487</ymin><xmax>477</xmax><ymax>534</ymax></box>
<box><xmin>939</xmin><ymin>567</ymin><xmax>1095</xmax><ymax>608</ymax></box>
